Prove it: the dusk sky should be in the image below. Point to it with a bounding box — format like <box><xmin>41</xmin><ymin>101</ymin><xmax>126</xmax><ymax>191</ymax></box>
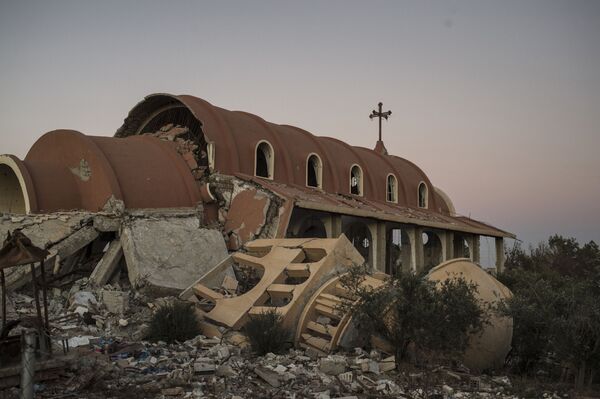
<box><xmin>1</xmin><ymin>0</ymin><xmax>599</xmax><ymax>248</ymax></box>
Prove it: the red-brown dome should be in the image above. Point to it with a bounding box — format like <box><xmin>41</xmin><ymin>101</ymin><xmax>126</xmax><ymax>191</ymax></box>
<box><xmin>116</xmin><ymin>93</ymin><xmax>447</xmax><ymax>213</ymax></box>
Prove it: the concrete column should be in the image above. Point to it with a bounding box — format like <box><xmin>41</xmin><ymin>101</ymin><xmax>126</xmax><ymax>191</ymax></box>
<box><xmin>495</xmin><ymin>237</ymin><xmax>505</xmax><ymax>273</ymax></box>
<box><xmin>322</xmin><ymin>215</ymin><xmax>333</xmax><ymax>238</ymax></box>
<box><xmin>472</xmin><ymin>235</ymin><xmax>481</xmax><ymax>264</ymax></box>
<box><xmin>406</xmin><ymin>226</ymin><xmax>424</xmax><ymax>273</ymax></box>
<box><xmin>20</xmin><ymin>329</ymin><xmax>36</xmax><ymax>399</ymax></box>
<box><xmin>464</xmin><ymin>235</ymin><xmax>479</xmax><ymax>263</ymax></box>
<box><xmin>330</xmin><ymin>214</ymin><xmax>342</xmax><ymax>238</ymax></box>
<box><xmin>370</xmin><ymin>221</ymin><xmax>386</xmax><ymax>273</ymax></box>
<box><xmin>440</xmin><ymin>231</ymin><xmax>454</xmax><ymax>261</ymax></box>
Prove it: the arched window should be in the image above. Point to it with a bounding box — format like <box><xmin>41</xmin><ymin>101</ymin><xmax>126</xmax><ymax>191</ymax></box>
<box><xmin>255</xmin><ymin>141</ymin><xmax>274</xmax><ymax>179</ymax></box>
<box><xmin>306</xmin><ymin>153</ymin><xmax>322</xmax><ymax>188</ymax></box>
<box><xmin>386</xmin><ymin>174</ymin><xmax>398</xmax><ymax>203</ymax></box>
<box><xmin>350</xmin><ymin>164</ymin><xmax>363</xmax><ymax>196</ymax></box>
<box><xmin>418</xmin><ymin>182</ymin><xmax>428</xmax><ymax>208</ymax></box>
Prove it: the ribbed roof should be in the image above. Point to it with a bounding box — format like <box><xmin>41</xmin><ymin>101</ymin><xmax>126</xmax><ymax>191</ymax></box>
<box><xmin>116</xmin><ymin>93</ymin><xmax>450</xmax><ymax>213</ymax></box>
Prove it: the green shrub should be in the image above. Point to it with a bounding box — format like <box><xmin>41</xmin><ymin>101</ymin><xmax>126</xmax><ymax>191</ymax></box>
<box><xmin>341</xmin><ymin>266</ymin><xmax>486</xmax><ymax>365</ymax></box>
<box><xmin>146</xmin><ymin>301</ymin><xmax>201</xmax><ymax>343</ymax></box>
<box><xmin>498</xmin><ymin>235</ymin><xmax>600</xmax><ymax>389</ymax></box>
<box><xmin>243</xmin><ymin>309</ymin><xmax>291</xmax><ymax>355</ymax></box>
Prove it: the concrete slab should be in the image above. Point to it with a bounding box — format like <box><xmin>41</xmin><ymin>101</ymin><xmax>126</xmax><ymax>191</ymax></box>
<box><xmin>224</xmin><ymin>189</ymin><xmax>270</xmax><ymax>250</ymax></box>
<box><xmin>89</xmin><ymin>240</ymin><xmax>123</xmax><ymax>286</ymax></box>
<box><xmin>121</xmin><ymin>217</ymin><xmax>228</xmax><ymax>296</ymax></box>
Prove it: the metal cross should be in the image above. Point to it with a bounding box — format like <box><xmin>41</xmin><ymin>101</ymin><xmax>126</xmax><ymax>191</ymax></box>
<box><xmin>369</xmin><ymin>102</ymin><xmax>392</xmax><ymax>142</ymax></box>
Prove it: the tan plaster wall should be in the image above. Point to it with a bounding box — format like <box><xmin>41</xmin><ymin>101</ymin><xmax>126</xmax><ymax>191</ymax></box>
<box><xmin>427</xmin><ymin>259</ymin><xmax>513</xmax><ymax>370</ymax></box>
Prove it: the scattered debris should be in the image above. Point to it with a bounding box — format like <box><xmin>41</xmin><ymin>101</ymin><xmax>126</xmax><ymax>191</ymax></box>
<box><xmin>0</xmin><ymin>222</ymin><xmax>544</xmax><ymax>398</ymax></box>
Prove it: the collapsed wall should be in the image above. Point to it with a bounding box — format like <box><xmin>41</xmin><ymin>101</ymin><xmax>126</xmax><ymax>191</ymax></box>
<box><xmin>0</xmin><ymin>208</ymin><xmax>227</xmax><ymax>296</ymax></box>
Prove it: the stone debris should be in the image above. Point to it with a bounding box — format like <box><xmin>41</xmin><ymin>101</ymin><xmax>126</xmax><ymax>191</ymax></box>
<box><xmin>254</xmin><ymin>365</ymin><xmax>282</xmax><ymax>387</ymax></box>
<box><xmin>0</xmin><ymin>281</ymin><xmax>555</xmax><ymax>399</ymax></box>
<box><xmin>89</xmin><ymin>240</ymin><xmax>123</xmax><ymax>286</ymax></box>
<box><xmin>319</xmin><ymin>355</ymin><xmax>347</xmax><ymax>376</ymax></box>
<box><xmin>100</xmin><ymin>289</ymin><xmax>129</xmax><ymax>314</ymax></box>
<box><xmin>0</xmin><ymin>218</ymin><xmax>558</xmax><ymax>398</ymax></box>
<box><xmin>0</xmin><ymin>209</ymin><xmax>228</xmax><ymax>297</ymax></box>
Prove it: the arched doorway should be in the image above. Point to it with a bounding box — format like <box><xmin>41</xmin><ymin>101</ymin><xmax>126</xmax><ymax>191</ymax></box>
<box><xmin>453</xmin><ymin>234</ymin><xmax>471</xmax><ymax>259</ymax></box>
<box><xmin>423</xmin><ymin>230</ymin><xmax>443</xmax><ymax>271</ymax></box>
<box><xmin>344</xmin><ymin>222</ymin><xmax>372</xmax><ymax>264</ymax></box>
<box><xmin>386</xmin><ymin>227</ymin><xmax>412</xmax><ymax>275</ymax></box>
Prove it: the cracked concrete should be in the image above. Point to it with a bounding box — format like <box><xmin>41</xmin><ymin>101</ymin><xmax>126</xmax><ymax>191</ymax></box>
<box><xmin>120</xmin><ymin>216</ymin><xmax>228</xmax><ymax>296</ymax></box>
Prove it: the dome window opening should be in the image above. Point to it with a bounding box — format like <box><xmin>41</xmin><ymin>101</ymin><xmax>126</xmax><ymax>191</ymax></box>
<box><xmin>255</xmin><ymin>141</ymin><xmax>274</xmax><ymax>179</ymax></box>
<box><xmin>418</xmin><ymin>182</ymin><xmax>428</xmax><ymax>208</ymax></box>
<box><xmin>350</xmin><ymin>165</ymin><xmax>363</xmax><ymax>196</ymax></box>
<box><xmin>306</xmin><ymin>154</ymin><xmax>322</xmax><ymax>188</ymax></box>
<box><xmin>386</xmin><ymin>174</ymin><xmax>398</xmax><ymax>203</ymax></box>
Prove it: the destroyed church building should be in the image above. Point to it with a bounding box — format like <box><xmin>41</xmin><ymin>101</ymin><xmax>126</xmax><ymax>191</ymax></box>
<box><xmin>0</xmin><ymin>93</ymin><xmax>513</xmax><ymax>276</ymax></box>
<box><xmin>0</xmin><ymin>93</ymin><xmax>516</xmax><ymax>370</ymax></box>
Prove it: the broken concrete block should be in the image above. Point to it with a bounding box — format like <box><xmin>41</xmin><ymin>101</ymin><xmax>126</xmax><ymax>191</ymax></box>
<box><xmin>207</xmin><ymin>344</ymin><xmax>231</xmax><ymax>360</ymax></box>
<box><xmin>254</xmin><ymin>366</ymin><xmax>281</xmax><ymax>387</ymax></box>
<box><xmin>0</xmin><ymin>213</ymin><xmax>94</xmax><ymax>290</ymax></box>
<box><xmin>120</xmin><ymin>217</ymin><xmax>228</xmax><ymax>296</ymax></box>
<box><xmin>89</xmin><ymin>241</ymin><xmax>123</xmax><ymax>286</ymax></box>
<box><xmin>73</xmin><ymin>306</ymin><xmax>89</xmax><ymax>316</ymax></box>
<box><xmin>216</xmin><ymin>364</ymin><xmax>236</xmax><ymax>377</ymax></box>
<box><xmin>55</xmin><ymin>226</ymin><xmax>99</xmax><ymax>259</ymax></box>
<box><xmin>442</xmin><ymin>385</ymin><xmax>454</xmax><ymax>396</ymax></box>
<box><xmin>224</xmin><ymin>189</ymin><xmax>270</xmax><ymax>250</ymax></box>
<box><xmin>273</xmin><ymin>364</ymin><xmax>287</xmax><ymax>374</ymax></box>
<box><xmin>221</xmin><ymin>274</ymin><xmax>238</xmax><ymax>292</ymax></box>
<box><xmin>102</xmin><ymin>196</ymin><xmax>125</xmax><ymax>215</ymax></box>
<box><xmin>360</xmin><ymin>360</ymin><xmax>370</xmax><ymax>372</ymax></box>
<box><xmin>225</xmin><ymin>332</ymin><xmax>249</xmax><ymax>348</ymax></box>
<box><xmin>69</xmin><ymin>291</ymin><xmax>98</xmax><ymax>311</ymax></box>
<box><xmin>93</xmin><ymin>215</ymin><xmax>121</xmax><ymax>232</ymax></box>
<box><xmin>319</xmin><ymin>355</ymin><xmax>347</xmax><ymax>376</ymax></box>
<box><xmin>161</xmin><ymin>387</ymin><xmax>184</xmax><ymax>396</ymax></box>
<box><xmin>100</xmin><ymin>290</ymin><xmax>129</xmax><ymax>314</ymax></box>
<box><xmin>379</xmin><ymin>355</ymin><xmax>395</xmax><ymax>372</ymax></box>
<box><xmin>368</xmin><ymin>360</ymin><xmax>380</xmax><ymax>374</ymax></box>
<box><xmin>0</xmin><ymin>212</ymin><xmax>92</xmax><ymax>250</ymax></box>
<box><xmin>338</xmin><ymin>371</ymin><xmax>353</xmax><ymax>384</ymax></box>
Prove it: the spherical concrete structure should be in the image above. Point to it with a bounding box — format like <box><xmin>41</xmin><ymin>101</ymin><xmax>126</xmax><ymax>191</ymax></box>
<box><xmin>427</xmin><ymin>259</ymin><xmax>513</xmax><ymax>370</ymax></box>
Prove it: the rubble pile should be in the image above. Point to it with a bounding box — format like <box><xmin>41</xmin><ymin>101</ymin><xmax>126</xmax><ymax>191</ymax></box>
<box><xmin>145</xmin><ymin>123</ymin><xmax>209</xmax><ymax>178</ymax></box>
<box><xmin>2</xmin><ymin>288</ymin><xmax>529</xmax><ymax>399</ymax></box>
<box><xmin>0</xmin><ymin>208</ymin><xmax>228</xmax><ymax>297</ymax></box>
<box><xmin>0</xmin><ymin>230</ymin><xmax>566</xmax><ymax>398</ymax></box>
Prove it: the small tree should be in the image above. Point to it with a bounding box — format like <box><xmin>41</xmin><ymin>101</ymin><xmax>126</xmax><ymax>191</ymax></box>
<box><xmin>147</xmin><ymin>301</ymin><xmax>201</xmax><ymax>343</ymax></box>
<box><xmin>341</xmin><ymin>266</ymin><xmax>486</xmax><ymax>365</ymax></box>
<box><xmin>243</xmin><ymin>309</ymin><xmax>292</xmax><ymax>355</ymax></box>
<box><xmin>551</xmin><ymin>279</ymin><xmax>600</xmax><ymax>389</ymax></box>
<box><xmin>496</xmin><ymin>270</ymin><xmax>560</xmax><ymax>373</ymax></box>
<box><xmin>498</xmin><ymin>235</ymin><xmax>600</xmax><ymax>388</ymax></box>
